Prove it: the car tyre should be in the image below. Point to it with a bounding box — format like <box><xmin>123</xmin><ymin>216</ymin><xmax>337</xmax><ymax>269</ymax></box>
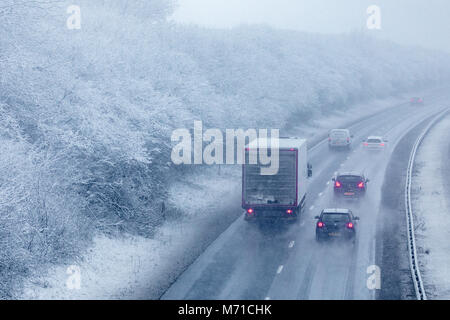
<box><xmin>316</xmin><ymin>233</ymin><xmax>324</xmax><ymax>243</ymax></box>
<box><xmin>287</xmin><ymin>215</ymin><xmax>298</xmax><ymax>225</ymax></box>
<box><xmin>244</xmin><ymin>214</ymin><xmax>255</xmax><ymax>222</ymax></box>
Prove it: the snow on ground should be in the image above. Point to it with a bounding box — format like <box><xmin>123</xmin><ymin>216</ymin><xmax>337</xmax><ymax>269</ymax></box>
<box><xmin>20</xmin><ymin>88</ymin><xmax>443</xmax><ymax>299</ymax></box>
<box><xmin>22</xmin><ymin>169</ymin><xmax>241</xmax><ymax>299</ymax></box>
<box><xmin>412</xmin><ymin>114</ymin><xmax>450</xmax><ymax>299</ymax></box>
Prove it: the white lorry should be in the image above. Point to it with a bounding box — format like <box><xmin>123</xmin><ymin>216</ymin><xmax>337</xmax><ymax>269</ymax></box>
<box><xmin>242</xmin><ymin>138</ymin><xmax>312</xmax><ymax>221</ymax></box>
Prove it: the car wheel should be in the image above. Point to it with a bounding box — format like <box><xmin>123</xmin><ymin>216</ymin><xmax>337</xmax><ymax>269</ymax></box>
<box><xmin>316</xmin><ymin>233</ymin><xmax>323</xmax><ymax>243</ymax></box>
<box><xmin>244</xmin><ymin>214</ymin><xmax>255</xmax><ymax>222</ymax></box>
<box><xmin>287</xmin><ymin>215</ymin><xmax>298</xmax><ymax>225</ymax></box>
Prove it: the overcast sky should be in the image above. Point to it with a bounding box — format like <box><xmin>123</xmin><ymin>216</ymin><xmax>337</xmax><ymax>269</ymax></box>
<box><xmin>171</xmin><ymin>0</ymin><xmax>450</xmax><ymax>53</ymax></box>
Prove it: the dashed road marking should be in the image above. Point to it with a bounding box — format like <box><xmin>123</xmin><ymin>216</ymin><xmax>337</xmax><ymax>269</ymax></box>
<box><xmin>326</xmin><ymin>181</ymin><xmax>330</xmax><ymax>185</ymax></box>
<box><xmin>318</xmin><ymin>192</ymin><xmax>323</xmax><ymax>196</ymax></box>
<box><xmin>277</xmin><ymin>265</ymin><xmax>284</xmax><ymax>274</ymax></box>
<box><xmin>310</xmin><ymin>205</ymin><xmax>315</xmax><ymax>210</ymax></box>
<box><xmin>289</xmin><ymin>241</ymin><xmax>295</xmax><ymax>248</ymax></box>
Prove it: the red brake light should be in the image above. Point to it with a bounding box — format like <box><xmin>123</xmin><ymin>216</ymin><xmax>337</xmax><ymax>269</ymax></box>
<box><xmin>358</xmin><ymin>182</ymin><xmax>364</xmax><ymax>188</ymax></box>
<box><xmin>286</xmin><ymin>209</ymin><xmax>293</xmax><ymax>214</ymax></box>
<box><xmin>347</xmin><ymin>222</ymin><xmax>354</xmax><ymax>229</ymax></box>
<box><xmin>380</xmin><ymin>143</ymin><xmax>385</xmax><ymax>146</ymax></box>
<box><xmin>335</xmin><ymin>181</ymin><xmax>341</xmax><ymax>188</ymax></box>
<box><xmin>364</xmin><ymin>142</ymin><xmax>368</xmax><ymax>146</ymax></box>
<box><xmin>247</xmin><ymin>208</ymin><xmax>254</xmax><ymax>214</ymax></box>
<box><xmin>317</xmin><ymin>221</ymin><xmax>324</xmax><ymax>228</ymax></box>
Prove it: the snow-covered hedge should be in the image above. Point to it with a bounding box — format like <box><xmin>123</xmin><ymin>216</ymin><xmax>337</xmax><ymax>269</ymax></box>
<box><xmin>1</xmin><ymin>0</ymin><xmax>450</xmax><ymax>297</ymax></box>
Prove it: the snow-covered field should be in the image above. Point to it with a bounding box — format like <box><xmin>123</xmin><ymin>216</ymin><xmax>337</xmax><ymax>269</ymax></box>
<box><xmin>22</xmin><ymin>168</ymin><xmax>241</xmax><ymax>299</ymax></box>
<box><xmin>20</xmin><ymin>90</ymin><xmax>437</xmax><ymax>300</ymax></box>
<box><xmin>412</xmin><ymin>114</ymin><xmax>450</xmax><ymax>299</ymax></box>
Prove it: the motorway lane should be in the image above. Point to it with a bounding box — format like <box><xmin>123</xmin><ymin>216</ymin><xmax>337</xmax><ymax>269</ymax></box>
<box><xmin>162</xmin><ymin>94</ymin><xmax>448</xmax><ymax>300</ymax></box>
<box><xmin>266</xmin><ymin>109</ymin><xmax>441</xmax><ymax>300</ymax></box>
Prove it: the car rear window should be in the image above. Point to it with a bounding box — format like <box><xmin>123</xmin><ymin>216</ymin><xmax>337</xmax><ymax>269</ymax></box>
<box><xmin>330</xmin><ymin>130</ymin><xmax>348</xmax><ymax>137</ymax></box>
<box><xmin>337</xmin><ymin>175</ymin><xmax>362</xmax><ymax>183</ymax></box>
<box><xmin>367</xmin><ymin>138</ymin><xmax>382</xmax><ymax>143</ymax></box>
<box><xmin>322</xmin><ymin>213</ymin><xmax>350</xmax><ymax>223</ymax></box>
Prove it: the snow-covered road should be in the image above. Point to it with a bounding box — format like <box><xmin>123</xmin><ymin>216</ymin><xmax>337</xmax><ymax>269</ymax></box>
<box><xmin>162</xmin><ymin>90</ymin><xmax>450</xmax><ymax>300</ymax></box>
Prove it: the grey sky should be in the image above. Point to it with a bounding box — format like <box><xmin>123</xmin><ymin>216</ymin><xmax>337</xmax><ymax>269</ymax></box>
<box><xmin>171</xmin><ymin>0</ymin><xmax>450</xmax><ymax>53</ymax></box>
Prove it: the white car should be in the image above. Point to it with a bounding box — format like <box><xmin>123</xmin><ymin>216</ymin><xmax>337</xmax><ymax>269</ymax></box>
<box><xmin>328</xmin><ymin>129</ymin><xmax>353</xmax><ymax>150</ymax></box>
<box><xmin>363</xmin><ymin>136</ymin><xmax>387</xmax><ymax>150</ymax></box>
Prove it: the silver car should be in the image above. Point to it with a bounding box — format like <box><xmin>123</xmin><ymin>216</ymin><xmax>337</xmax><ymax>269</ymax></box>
<box><xmin>363</xmin><ymin>136</ymin><xmax>387</xmax><ymax>150</ymax></box>
<box><xmin>328</xmin><ymin>129</ymin><xmax>353</xmax><ymax>150</ymax></box>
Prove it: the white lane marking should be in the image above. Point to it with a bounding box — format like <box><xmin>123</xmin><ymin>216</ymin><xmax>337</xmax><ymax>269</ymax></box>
<box><xmin>300</xmin><ymin>221</ymin><xmax>305</xmax><ymax>227</ymax></box>
<box><xmin>288</xmin><ymin>241</ymin><xmax>295</xmax><ymax>248</ymax></box>
<box><xmin>326</xmin><ymin>181</ymin><xmax>330</xmax><ymax>185</ymax></box>
<box><xmin>340</xmin><ymin>163</ymin><xmax>344</xmax><ymax>167</ymax></box>
<box><xmin>318</xmin><ymin>192</ymin><xmax>323</xmax><ymax>196</ymax></box>
<box><xmin>310</xmin><ymin>205</ymin><xmax>315</xmax><ymax>210</ymax></box>
<box><xmin>265</xmin><ymin>297</ymin><xmax>271</xmax><ymax>300</ymax></box>
<box><xmin>277</xmin><ymin>265</ymin><xmax>284</xmax><ymax>274</ymax></box>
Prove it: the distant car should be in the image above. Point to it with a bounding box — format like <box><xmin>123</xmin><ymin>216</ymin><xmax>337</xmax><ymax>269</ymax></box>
<box><xmin>410</xmin><ymin>97</ymin><xmax>424</xmax><ymax>106</ymax></box>
<box><xmin>332</xmin><ymin>172</ymin><xmax>369</xmax><ymax>199</ymax></box>
<box><xmin>363</xmin><ymin>136</ymin><xmax>387</xmax><ymax>150</ymax></box>
<box><xmin>328</xmin><ymin>129</ymin><xmax>353</xmax><ymax>150</ymax></box>
<box><xmin>315</xmin><ymin>208</ymin><xmax>359</xmax><ymax>242</ymax></box>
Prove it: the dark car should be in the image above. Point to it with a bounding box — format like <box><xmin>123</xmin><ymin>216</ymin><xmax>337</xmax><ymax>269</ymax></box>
<box><xmin>410</xmin><ymin>97</ymin><xmax>424</xmax><ymax>106</ymax></box>
<box><xmin>332</xmin><ymin>172</ymin><xmax>369</xmax><ymax>199</ymax></box>
<box><xmin>315</xmin><ymin>208</ymin><xmax>359</xmax><ymax>242</ymax></box>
